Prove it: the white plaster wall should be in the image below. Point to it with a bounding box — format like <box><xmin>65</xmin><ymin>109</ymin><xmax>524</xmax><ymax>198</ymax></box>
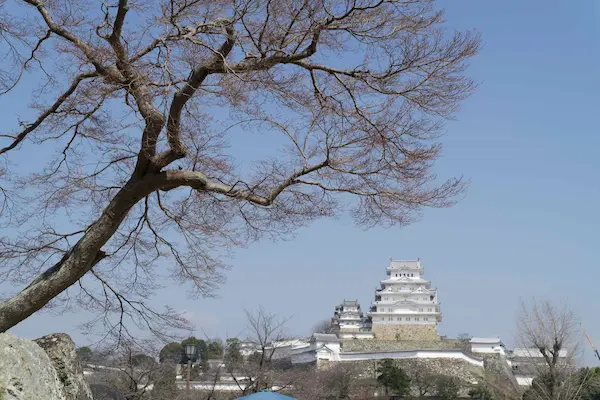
<box><xmin>516</xmin><ymin>376</ymin><xmax>534</xmax><ymax>386</ymax></box>
<box><xmin>339</xmin><ymin>350</ymin><xmax>484</xmax><ymax>368</ymax></box>
<box><xmin>471</xmin><ymin>343</ymin><xmax>505</xmax><ymax>355</ymax></box>
<box><xmin>339</xmin><ymin>332</ymin><xmax>374</xmax><ymax>339</ymax></box>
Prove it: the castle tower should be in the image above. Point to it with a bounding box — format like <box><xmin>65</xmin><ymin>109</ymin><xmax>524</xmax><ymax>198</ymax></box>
<box><xmin>330</xmin><ymin>300</ymin><xmax>373</xmax><ymax>339</ymax></box>
<box><xmin>367</xmin><ymin>259</ymin><xmax>442</xmax><ymax>341</ymax></box>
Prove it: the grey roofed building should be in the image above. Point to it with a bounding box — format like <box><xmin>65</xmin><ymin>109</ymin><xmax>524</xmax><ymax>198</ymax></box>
<box><xmin>311</xmin><ymin>333</ymin><xmax>341</xmax><ymax>343</ymax></box>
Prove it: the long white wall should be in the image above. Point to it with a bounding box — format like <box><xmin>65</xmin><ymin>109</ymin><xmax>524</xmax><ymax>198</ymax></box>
<box><xmin>339</xmin><ymin>349</ymin><xmax>484</xmax><ymax>368</ymax></box>
<box><xmin>291</xmin><ymin>346</ymin><xmax>485</xmax><ymax>368</ymax></box>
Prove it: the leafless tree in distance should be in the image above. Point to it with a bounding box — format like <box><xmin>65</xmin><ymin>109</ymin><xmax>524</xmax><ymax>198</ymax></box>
<box><xmin>312</xmin><ymin>319</ymin><xmax>335</xmax><ymax>334</ymax></box>
<box><xmin>0</xmin><ymin>0</ymin><xmax>480</xmax><ymax>340</ymax></box>
<box><xmin>226</xmin><ymin>307</ymin><xmax>295</xmax><ymax>395</ymax></box>
<box><xmin>516</xmin><ymin>299</ymin><xmax>587</xmax><ymax>400</ymax></box>
<box><xmin>402</xmin><ymin>359</ymin><xmax>437</xmax><ymax>397</ymax></box>
<box><xmin>290</xmin><ymin>363</ymin><xmax>378</xmax><ymax>400</ymax></box>
<box><xmin>85</xmin><ymin>339</ymin><xmax>177</xmax><ymax>400</ymax></box>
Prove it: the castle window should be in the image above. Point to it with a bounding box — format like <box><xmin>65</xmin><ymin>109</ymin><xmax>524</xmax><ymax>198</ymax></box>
<box><xmin>406</xmin><ymin>317</ymin><xmax>410</xmax><ymax>321</ymax></box>
<box><xmin>424</xmin><ymin>317</ymin><xmax>428</xmax><ymax>321</ymax></box>
<box><xmin>411</xmin><ymin>273</ymin><xmax>414</xmax><ymax>277</ymax></box>
<box><xmin>388</xmin><ymin>317</ymin><xmax>393</xmax><ymax>321</ymax></box>
<box><xmin>415</xmin><ymin>317</ymin><xmax>419</xmax><ymax>321</ymax></box>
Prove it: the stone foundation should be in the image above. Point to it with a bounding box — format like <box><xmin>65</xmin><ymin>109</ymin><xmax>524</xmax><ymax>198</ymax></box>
<box><xmin>371</xmin><ymin>324</ymin><xmax>440</xmax><ymax>341</ymax></box>
<box><xmin>342</xmin><ymin>358</ymin><xmax>483</xmax><ymax>384</ymax></box>
<box><xmin>341</xmin><ymin>338</ymin><xmax>468</xmax><ymax>353</ymax></box>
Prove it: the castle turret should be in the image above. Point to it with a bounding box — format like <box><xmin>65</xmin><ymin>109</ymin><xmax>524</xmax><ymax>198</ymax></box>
<box><xmin>330</xmin><ymin>300</ymin><xmax>373</xmax><ymax>339</ymax></box>
<box><xmin>367</xmin><ymin>259</ymin><xmax>441</xmax><ymax>340</ymax></box>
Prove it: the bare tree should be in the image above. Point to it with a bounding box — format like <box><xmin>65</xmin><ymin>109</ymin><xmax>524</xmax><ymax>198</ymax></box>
<box><xmin>403</xmin><ymin>359</ymin><xmax>437</xmax><ymax>397</ymax></box>
<box><xmin>516</xmin><ymin>299</ymin><xmax>586</xmax><ymax>400</ymax></box>
<box><xmin>312</xmin><ymin>319</ymin><xmax>335</xmax><ymax>334</ymax></box>
<box><xmin>290</xmin><ymin>363</ymin><xmax>378</xmax><ymax>400</ymax></box>
<box><xmin>85</xmin><ymin>340</ymin><xmax>177</xmax><ymax>400</ymax></box>
<box><xmin>473</xmin><ymin>371</ymin><xmax>522</xmax><ymax>400</ymax></box>
<box><xmin>0</xmin><ymin>0</ymin><xmax>480</xmax><ymax>339</ymax></box>
<box><xmin>227</xmin><ymin>307</ymin><xmax>295</xmax><ymax>395</ymax></box>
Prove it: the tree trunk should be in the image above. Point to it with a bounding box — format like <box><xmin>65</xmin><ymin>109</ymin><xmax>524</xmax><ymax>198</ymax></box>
<box><xmin>0</xmin><ymin>174</ymin><xmax>161</xmax><ymax>332</ymax></box>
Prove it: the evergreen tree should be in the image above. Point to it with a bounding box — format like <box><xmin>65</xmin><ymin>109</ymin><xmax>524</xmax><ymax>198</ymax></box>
<box><xmin>207</xmin><ymin>340</ymin><xmax>224</xmax><ymax>359</ymax></box>
<box><xmin>376</xmin><ymin>359</ymin><xmax>411</xmax><ymax>397</ymax></box>
<box><xmin>181</xmin><ymin>336</ymin><xmax>208</xmax><ymax>362</ymax></box>
<box><xmin>158</xmin><ymin>342</ymin><xmax>184</xmax><ymax>364</ymax></box>
<box><xmin>579</xmin><ymin>367</ymin><xmax>600</xmax><ymax>400</ymax></box>
<box><xmin>468</xmin><ymin>384</ymin><xmax>493</xmax><ymax>400</ymax></box>
<box><xmin>76</xmin><ymin>346</ymin><xmax>94</xmax><ymax>363</ymax></box>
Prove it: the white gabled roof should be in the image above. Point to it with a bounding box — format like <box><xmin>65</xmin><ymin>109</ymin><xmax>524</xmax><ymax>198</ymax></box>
<box><xmin>512</xmin><ymin>347</ymin><xmax>568</xmax><ymax>358</ymax></box>
<box><xmin>470</xmin><ymin>337</ymin><xmax>502</xmax><ymax>344</ymax></box>
<box><xmin>388</xmin><ymin>259</ymin><xmax>422</xmax><ymax>270</ymax></box>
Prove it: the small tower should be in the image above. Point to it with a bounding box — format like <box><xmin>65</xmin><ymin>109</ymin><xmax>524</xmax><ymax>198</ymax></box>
<box><xmin>330</xmin><ymin>300</ymin><xmax>373</xmax><ymax>339</ymax></box>
<box><xmin>367</xmin><ymin>259</ymin><xmax>442</xmax><ymax>341</ymax></box>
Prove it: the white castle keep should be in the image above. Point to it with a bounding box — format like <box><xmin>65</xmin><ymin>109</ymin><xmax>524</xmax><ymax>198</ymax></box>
<box><xmin>286</xmin><ymin>257</ymin><xmax>565</xmax><ymax>388</ymax></box>
<box><xmin>369</xmin><ymin>258</ymin><xmax>442</xmax><ymax>340</ymax></box>
<box><xmin>331</xmin><ymin>258</ymin><xmax>442</xmax><ymax>340</ymax></box>
<box><xmin>330</xmin><ymin>300</ymin><xmax>373</xmax><ymax>339</ymax></box>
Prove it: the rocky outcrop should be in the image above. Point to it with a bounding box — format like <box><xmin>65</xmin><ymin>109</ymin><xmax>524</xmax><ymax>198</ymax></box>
<box><xmin>35</xmin><ymin>333</ymin><xmax>93</xmax><ymax>400</ymax></box>
<box><xmin>0</xmin><ymin>332</ymin><xmax>66</xmax><ymax>400</ymax></box>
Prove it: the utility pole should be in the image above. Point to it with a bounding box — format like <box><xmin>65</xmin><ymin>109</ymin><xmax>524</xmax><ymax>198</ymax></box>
<box><xmin>581</xmin><ymin>323</ymin><xmax>600</xmax><ymax>363</ymax></box>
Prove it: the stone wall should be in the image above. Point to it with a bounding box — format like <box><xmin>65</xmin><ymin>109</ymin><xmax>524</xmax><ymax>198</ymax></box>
<box><xmin>342</xmin><ymin>358</ymin><xmax>483</xmax><ymax>384</ymax></box>
<box><xmin>371</xmin><ymin>324</ymin><xmax>439</xmax><ymax>341</ymax></box>
<box><xmin>341</xmin><ymin>338</ymin><xmax>468</xmax><ymax>353</ymax></box>
<box><xmin>481</xmin><ymin>353</ymin><xmax>520</xmax><ymax>388</ymax></box>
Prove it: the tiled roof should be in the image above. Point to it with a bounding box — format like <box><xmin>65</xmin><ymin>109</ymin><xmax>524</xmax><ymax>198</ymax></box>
<box><xmin>312</xmin><ymin>333</ymin><xmax>341</xmax><ymax>343</ymax></box>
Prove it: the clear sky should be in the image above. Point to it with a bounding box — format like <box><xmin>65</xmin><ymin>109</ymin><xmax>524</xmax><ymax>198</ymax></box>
<box><xmin>3</xmin><ymin>0</ymin><xmax>600</xmax><ymax>364</ymax></box>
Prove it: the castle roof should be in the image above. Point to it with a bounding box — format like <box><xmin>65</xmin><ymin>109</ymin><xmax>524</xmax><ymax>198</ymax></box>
<box><xmin>470</xmin><ymin>337</ymin><xmax>503</xmax><ymax>345</ymax></box>
<box><xmin>387</xmin><ymin>259</ymin><xmax>422</xmax><ymax>270</ymax></box>
<box><xmin>312</xmin><ymin>333</ymin><xmax>341</xmax><ymax>343</ymax></box>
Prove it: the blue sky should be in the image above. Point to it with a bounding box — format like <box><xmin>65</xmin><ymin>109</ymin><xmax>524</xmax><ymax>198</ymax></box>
<box><xmin>3</xmin><ymin>0</ymin><xmax>600</xmax><ymax>364</ymax></box>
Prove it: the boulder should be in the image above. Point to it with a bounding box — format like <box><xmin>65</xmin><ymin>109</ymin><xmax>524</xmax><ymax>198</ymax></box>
<box><xmin>34</xmin><ymin>333</ymin><xmax>93</xmax><ymax>400</ymax></box>
<box><xmin>0</xmin><ymin>332</ymin><xmax>66</xmax><ymax>400</ymax></box>
<box><xmin>89</xmin><ymin>383</ymin><xmax>127</xmax><ymax>400</ymax></box>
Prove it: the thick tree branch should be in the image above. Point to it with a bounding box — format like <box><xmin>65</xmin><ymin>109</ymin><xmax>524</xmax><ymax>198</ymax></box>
<box><xmin>159</xmin><ymin>160</ymin><xmax>328</xmax><ymax>205</ymax></box>
<box><xmin>153</xmin><ymin>22</ymin><xmax>237</xmax><ymax>170</ymax></box>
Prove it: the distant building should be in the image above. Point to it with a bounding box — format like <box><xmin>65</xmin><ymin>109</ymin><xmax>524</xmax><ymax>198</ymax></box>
<box><xmin>238</xmin><ymin>341</ymin><xmax>261</xmax><ymax>357</ymax></box>
<box><xmin>291</xmin><ymin>333</ymin><xmax>342</xmax><ymax>364</ymax></box>
<box><xmin>331</xmin><ymin>300</ymin><xmax>373</xmax><ymax>339</ymax></box>
<box><xmin>368</xmin><ymin>259</ymin><xmax>442</xmax><ymax>340</ymax></box>
<box><xmin>508</xmin><ymin>347</ymin><xmax>569</xmax><ymax>386</ymax></box>
<box><xmin>470</xmin><ymin>337</ymin><xmax>505</xmax><ymax>355</ymax></box>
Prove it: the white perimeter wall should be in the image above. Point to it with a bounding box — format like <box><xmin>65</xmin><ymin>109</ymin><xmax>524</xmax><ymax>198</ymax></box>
<box><xmin>339</xmin><ymin>349</ymin><xmax>484</xmax><ymax>368</ymax></box>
